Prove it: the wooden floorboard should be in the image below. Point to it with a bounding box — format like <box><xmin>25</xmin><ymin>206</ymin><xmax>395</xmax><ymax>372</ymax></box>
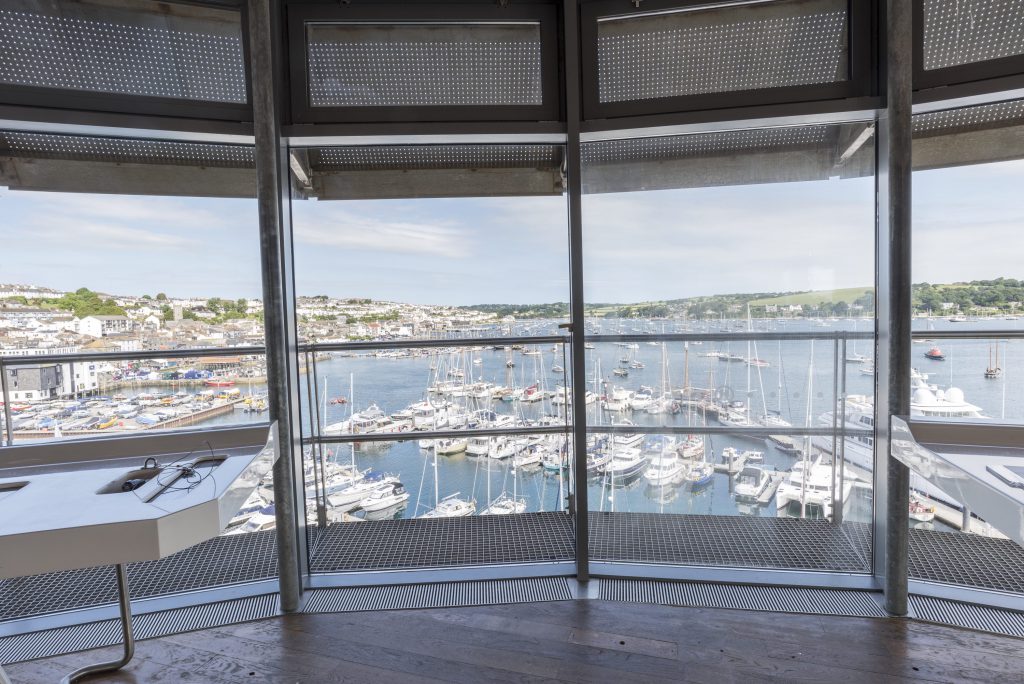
<box><xmin>6</xmin><ymin>600</ymin><xmax>1023</xmax><ymax>683</ymax></box>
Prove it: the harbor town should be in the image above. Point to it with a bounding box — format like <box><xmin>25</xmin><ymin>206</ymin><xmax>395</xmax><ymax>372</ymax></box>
<box><xmin>2</xmin><ymin>281</ymin><xmax>1018</xmax><ymax>537</ymax></box>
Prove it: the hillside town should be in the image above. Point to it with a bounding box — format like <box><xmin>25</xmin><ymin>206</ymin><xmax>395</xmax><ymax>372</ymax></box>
<box><xmin>0</xmin><ymin>283</ymin><xmax>500</xmax><ymax>402</ymax></box>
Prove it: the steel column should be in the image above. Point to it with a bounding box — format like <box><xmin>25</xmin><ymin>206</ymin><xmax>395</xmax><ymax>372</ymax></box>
<box><xmin>563</xmin><ymin>0</ymin><xmax>589</xmax><ymax>581</ymax></box>
<box><xmin>0</xmin><ymin>357</ymin><xmax>13</xmax><ymax>446</ymax></box>
<box><xmin>877</xmin><ymin>0</ymin><xmax>913</xmax><ymax>617</ymax></box>
<box><xmin>247</xmin><ymin>0</ymin><xmax>304</xmax><ymax>613</ymax></box>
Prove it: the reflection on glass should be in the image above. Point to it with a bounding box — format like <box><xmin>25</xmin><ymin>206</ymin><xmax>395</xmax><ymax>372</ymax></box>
<box><xmin>580</xmin><ymin>124</ymin><xmax>875</xmax><ymax>571</ymax></box>
<box><xmin>907</xmin><ymin>105</ymin><xmax>1024</xmax><ymax>573</ymax></box>
<box><xmin>3</xmin><ymin>355</ymin><xmax>269</xmax><ymax>444</ymax></box>
<box><xmin>913</xmin><ymin>152</ymin><xmax>1024</xmax><ymax>424</ymax></box>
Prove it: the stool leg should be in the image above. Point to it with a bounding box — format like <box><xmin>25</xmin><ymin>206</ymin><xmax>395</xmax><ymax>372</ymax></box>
<box><xmin>60</xmin><ymin>564</ymin><xmax>134</xmax><ymax>683</ymax></box>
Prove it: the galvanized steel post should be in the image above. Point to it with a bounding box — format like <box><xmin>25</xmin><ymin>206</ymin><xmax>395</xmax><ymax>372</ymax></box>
<box><xmin>563</xmin><ymin>0</ymin><xmax>590</xmax><ymax>581</ymax></box>
<box><xmin>248</xmin><ymin>0</ymin><xmax>304</xmax><ymax>613</ymax></box>
<box><xmin>878</xmin><ymin>0</ymin><xmax>913</xmax><ymax>617</ymax></box>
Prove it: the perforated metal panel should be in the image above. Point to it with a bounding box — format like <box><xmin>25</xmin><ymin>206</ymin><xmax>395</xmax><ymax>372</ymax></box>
<box><xmin>304</xmin><ymin>578</ymin><xmax>572</xmax><ymax>614</ymax></box>
<box><xmin>306</xmin><ymin>23</ymin><xmax>543</xmax><ymax>107</ymax></box>
<box><xmin>0</xmin><ymin>131</ymin><xmax>255</xmax><ymax>168</ymax></box>
<box><xmin>923</xmin><ymin>0</ymin><xmax>1024</xmax><ymax>71</ymax></box>
<box><xmin>601</xmin><ymin>579</ymin><xmax>886</xmax><ymax>617</ymax></box>
<box><xmin>914</xmin><ymin>99</ymin><xmax>1024</xmax><ymax>136</ymax></box>
<box><xmin>0</xmin><ymin>1</ymin><xmax>247</xmax><ymax>102</ymax></box>
<box><xmin>308</xmin><ymin>144</ymin><xmax>562</xmax><ymax>172</ymax></box>
<box><xmin>910</xmin><ymin>595</ymin><xmax>1024</xmax><ymax>638</ymax></box>
<box><xmin>0</xmin><ymin>594</ymin><xmax>279</xmax><ymax>665</ymax></box>
<box><xmin>596</xmin><ymin>0</ymin><xmax>848</xmax><ymax>103</ymax></box>
<box><xmin>582</xmin><ymin>126</ymin><xmax>832</xmax><ymax>165</ymax></box>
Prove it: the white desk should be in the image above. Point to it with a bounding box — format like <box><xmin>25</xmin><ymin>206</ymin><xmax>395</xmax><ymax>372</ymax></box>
<box><xmin>0</xmin><ymin>423</ymin><xmax>277</xmax><ymax>683</ymax></box>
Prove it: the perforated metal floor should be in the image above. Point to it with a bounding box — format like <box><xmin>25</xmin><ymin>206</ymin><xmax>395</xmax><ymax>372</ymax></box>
<box><xmin>0</xmin><ymin>531</ymin><xmax>277</xmax><ymax>622</ymax></box>
<box><xmin>309</xmin><ymin>512</ymin><xmax>575</xmax><ymax>573</ymax></box>
<box><xmin>588</xmin><ymin>513</ymin><xmax>872</xmax><ymax>573</ymax></box>
<box><xmin>909</xmin><ymin>528</ymin><xmax>1024</xmax><ymax>594</ymax></box>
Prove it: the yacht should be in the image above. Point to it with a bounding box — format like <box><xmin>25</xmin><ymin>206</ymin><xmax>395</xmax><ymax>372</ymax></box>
<box><xmin>480</xmin><ymin>492</ymin><xmax>527</xmax><ymax>515</ymax></box>
<box><xmin>628</xmin><ymin>388</ymin><xmax>655</xmax><ymax>412</ymax></box>
<box><xmin>734</xmin><ymin>465</ymin><xmax>772</xmax><ymax>501</ymax></box>
<box><xmin>419</xmin><ymin>493</ymin><xmax>477</xmax><ymax>518</ymax></box>
<box><xmin>359</xmin><ymin>483</ymin><xmax>410</xmax><ymax>512</ymax></box>
<box><xmin>226</xmin><ymin>504</ymin><xmax>276</xmax><ymax>535</ymax></box>
<box><xmin>434</xmin><ymin>437</ymin><xmax>468</xmax><ymax>455</ymax></box>
<box><xmin>643</xmin><ymin>436</ymin><xmax>687</xmax><ymax>485</ymax></box>
<box><xmin>466</xmin><ymin>435</ymin><xmax>492</xmax><ymax>456</ymax></box>
<box><xmin>601</xmin><ymin>386</ymin><xmax>634</xmax><ymax>412</ymax></box>
<box><xmin>720</xmin><ymin>446</ymin><xmax>763</xmax><ymax>466</ymax></box>
<box><xmin>685</xmin><ymin>461</ymin><xmax>713</xmax><ymax>489</ymax></box>
<box><xmin>814</xmin><ymin>392</ymin><xmax>980</xmax><ymax>508</ymax></box>
<box><xmin>775</xmin><ymin>456</ymin><xmax>852</xmax><ymax>519</ymax></box>
<box><xmin>911</xmin><ymin>386</ymin><xmax>984</xmax><ymax>419</ymax></box>
<box><xmin>611</xmin><ymin>421</ymin><xmax>645</xmax><ymax>449</ymax></box>
<box><xmin>488</xmin><ymin>435</ymin><xmax>521</xmax><ymax>459</ymax></box>
<box><xmin>604</xmin><ymin>446</ymin><xmax>647</xmax><ymax>481</ymax></box>
<box><xmin>512</xmin><ymin>445</ymin><xmax>545</xmax><ymax>469</ymax></box>
<box><xmin>410</xmin><ymin>400</ymin><xmax>450</xmax><ymax>429</ymax></box>
<box><xmin>327</xmin><ymin>471</ymin><xmax>399</xmax><ymax>508</ymax></box>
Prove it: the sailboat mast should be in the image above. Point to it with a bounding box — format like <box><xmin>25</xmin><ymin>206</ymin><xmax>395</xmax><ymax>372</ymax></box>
<box><xmin>801</xmin><ymin>340</ymin><xmax>815</xmax><ymax>519</ymax></box>
<box><xmin>349</xmin><ymin>373</ymin><xmax>356</xmax><ymax>471</ymax></box>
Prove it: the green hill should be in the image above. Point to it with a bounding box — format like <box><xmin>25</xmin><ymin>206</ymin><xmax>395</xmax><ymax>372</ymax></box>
<box><xmin>749</xmin><ymin>287</ymin><xmax>873</xmax><ymax>307</ymax></box>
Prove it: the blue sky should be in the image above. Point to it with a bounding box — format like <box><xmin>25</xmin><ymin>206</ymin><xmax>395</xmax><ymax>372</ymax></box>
<box><xmin>1</xmin><ymin>159</ymin><xmax>1021</xmax><ymax>304</ymax></box>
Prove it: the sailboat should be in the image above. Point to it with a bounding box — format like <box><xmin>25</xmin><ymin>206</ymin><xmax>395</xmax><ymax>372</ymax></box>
<box><xmin>985</xmin><ymin>341</ymin><xmax>1002</xmax><ymax>378</ymax></box>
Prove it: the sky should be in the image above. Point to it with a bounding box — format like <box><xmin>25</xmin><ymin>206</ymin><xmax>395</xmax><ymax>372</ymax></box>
<box><xmin>1</xmin><ymin>158</ymin><xmax>1022</xmax><ymax>305</ymax></box>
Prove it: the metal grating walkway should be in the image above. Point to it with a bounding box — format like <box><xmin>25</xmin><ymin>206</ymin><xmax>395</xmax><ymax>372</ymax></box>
<box><xmin>0</xmin><ymin>531</ymin><xmax>277</xmax><ymax>622</ymax></box>
<box><xmin>309</xmin><ymin>512</ymin><xmax>575</xmax><ymax>573</ymax></box>
<box><xmin>909</xmin><ymin>528</ymin><xmax>1024</xmax><ymax>594</ymax></box>
<box><xmin>589</xmin><ymin>513</ymin><xmax>872</xmax><ymax>572</ymax></box>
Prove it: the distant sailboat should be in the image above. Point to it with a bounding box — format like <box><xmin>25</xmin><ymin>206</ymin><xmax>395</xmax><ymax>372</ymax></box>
<box><xmin>985</xmin><ymin>341</ymin><xmax>1002</xmax><ymax>379</ymax></box>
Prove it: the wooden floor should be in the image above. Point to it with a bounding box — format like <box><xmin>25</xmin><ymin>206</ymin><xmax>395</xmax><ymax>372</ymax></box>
<box><xmin>7</xmin><ymin>600</ymin><xmax>1024</xmax><ymax>683</ymax></box>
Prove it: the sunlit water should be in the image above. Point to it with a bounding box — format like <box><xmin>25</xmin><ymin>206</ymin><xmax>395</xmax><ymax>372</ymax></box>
<box><xmin>190</xmin><ymin>316</ymin><xmax>1023</xmax><ymax>523</ymax></box>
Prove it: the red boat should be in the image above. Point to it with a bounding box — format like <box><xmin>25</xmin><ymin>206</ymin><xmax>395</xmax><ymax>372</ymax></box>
<box><xmin>924</xmin><ymin>347</ymin><xmax>945</xmax><ymax>361</ymax></box>
<box><xmin>204</xmin><ymin>379</ymin><xmax>236</xmax><ymax>387</ymax></box>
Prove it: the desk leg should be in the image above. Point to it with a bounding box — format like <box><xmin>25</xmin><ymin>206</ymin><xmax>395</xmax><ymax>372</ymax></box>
<box><xmin>60</xmin><ymin>564</ymin><xmax>134</xmax><ymax>684</ymax></box>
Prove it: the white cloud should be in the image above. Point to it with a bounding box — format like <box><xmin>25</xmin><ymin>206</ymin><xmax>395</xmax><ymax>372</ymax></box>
<box><xmin>293</xmin><ymin>206</ymin><xmax>470</xmax><ymax>258</ymax></box>
<box><xmin>28</xmin><ymin>219</ymin><xmax>196</xmax><ymax>250</ymax></box>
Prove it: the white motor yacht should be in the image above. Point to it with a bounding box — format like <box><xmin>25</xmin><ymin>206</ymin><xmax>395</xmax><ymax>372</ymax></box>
<box><xmin>734</xmin><ymin>465</ymin><xmax>772</xmax><ymax>501</ymax></box>
<box><xmin>480</xmin><ymin>492</ymin><xmax>527</xmax><ymax>515</ymax></box>
<box><xmin>775</xmin><ymin>456</ymin><xmax>852</xmax><ymax>519</ymax></box>
<box><xmin>419</xmin><ymin>493</ymin><xmax>477</xmax><ymax>518</ymax></box>
<box><xmin>327</xmin><ymin>471</ymin><xmax>399</xmax><ymax>509</ymax></box>
<box><xmin>604</xmin><ymin>447</ymin><xmax>647</xmax><ymax>480</ymax></box>
<box><xmin>644</xmin><ymin>436</ymin><xmax>687</xmax><ymax>485</ymax></box>
<box><xmin>359</xmin><ymin>483</ymin><xmax>410</xmax><ymax>512</ymax></box>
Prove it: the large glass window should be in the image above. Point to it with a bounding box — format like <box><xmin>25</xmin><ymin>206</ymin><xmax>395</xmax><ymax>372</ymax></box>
<box><xmin>581</xmin><ymin>123</ymin><xmax>876</xmax><ymax>572</ymax></box>
<box><xmin>908</xmin><ymin>98</ymin><xmax>1024</xmax><ymax>595</ymax></box>
<box><xmin>291</xmin><ymin>144</ymin><xmax>575</xmax><ymax>572</ymax></box>
<box><xmin>0</xmin><ymin>132</ymin><xmax>266</xmax><ymax>448</ymax></box>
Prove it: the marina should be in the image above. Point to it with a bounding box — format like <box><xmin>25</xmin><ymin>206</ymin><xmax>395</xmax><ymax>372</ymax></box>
<box><xmin>4</xmin><ymin>315</ymin><xmax>1021</xmax><ymax>537</ymax></box>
